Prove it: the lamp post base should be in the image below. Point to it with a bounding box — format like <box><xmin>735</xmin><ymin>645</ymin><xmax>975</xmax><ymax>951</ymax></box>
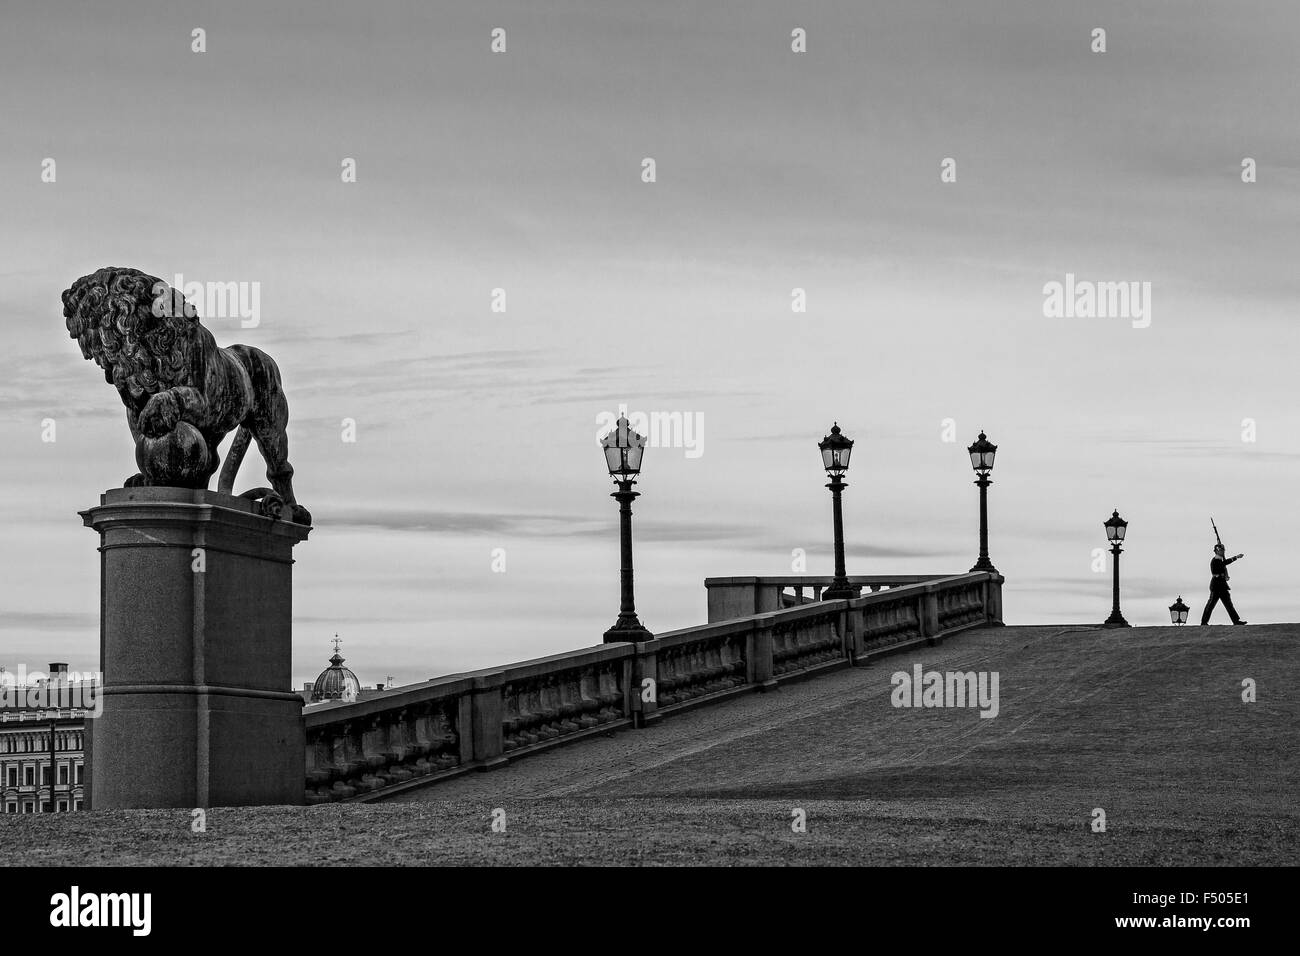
<box><xmin>970</xmin><ymin>559</ymin><xmax>999</xmax><ymax>573</ymax></box>
<box><xmin>822</xmin><ymin>583</ymin><xmax>861</xmax><ymax>601</ymax></box>
<box><xmin>603</xmin><ymin>620</ymin><xmax>653</xmax><ymax>644</ymax></box>
<box><xmin>1102</xmin><ymin>613</ymin><xmax>1130</xmax><ymax>628</ymax></box>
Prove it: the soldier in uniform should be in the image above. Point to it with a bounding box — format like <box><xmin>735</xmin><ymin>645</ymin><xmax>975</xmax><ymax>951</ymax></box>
<box><xmin>1201</xmin><ymin>543</ymin><xmax>1246</xmax><ymax>625</ymax></box>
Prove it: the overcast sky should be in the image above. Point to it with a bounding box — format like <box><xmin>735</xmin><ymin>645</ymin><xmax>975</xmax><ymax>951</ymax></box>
<box><xmin>2</xmin><ymin>1</ymin><xmax>1299</xmax><ymax>687</ymax></box>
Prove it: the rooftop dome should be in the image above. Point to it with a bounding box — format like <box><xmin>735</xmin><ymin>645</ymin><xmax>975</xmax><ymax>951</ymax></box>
<box><xmin>311</xmin><ymin>641</ymin><xmax>361</xmax><ymax>703</ymax></box>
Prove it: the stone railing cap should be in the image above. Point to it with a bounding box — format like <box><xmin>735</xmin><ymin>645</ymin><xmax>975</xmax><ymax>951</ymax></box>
<box><xmin>705</xmin><ymin>574</ymin><xmax>948</xmax><ymax>587</ymax></box>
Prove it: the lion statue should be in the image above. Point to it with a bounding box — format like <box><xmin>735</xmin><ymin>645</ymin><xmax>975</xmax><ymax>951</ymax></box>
<box><xmin>62</xmin><ymin>266</ymin><xmax>310</xmax><ymax>524</ymax></box>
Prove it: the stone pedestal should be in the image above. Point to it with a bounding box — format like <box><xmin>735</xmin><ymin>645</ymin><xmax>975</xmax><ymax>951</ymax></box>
<box><xmin>80</xmin><ymin>488</ymin><xmax>310</xmax><ymax>809</ymax></box>
<box><xmin>987</xmin><ymin>574</ymin><xmax>1005</xmax><ymax>625</ymax></box>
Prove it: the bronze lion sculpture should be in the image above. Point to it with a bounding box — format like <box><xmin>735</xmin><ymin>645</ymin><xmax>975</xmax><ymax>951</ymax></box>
<box><xmin>62</xmin><ymin>266</ymin><xmax>310</xmax><ymax>524</ymax></box>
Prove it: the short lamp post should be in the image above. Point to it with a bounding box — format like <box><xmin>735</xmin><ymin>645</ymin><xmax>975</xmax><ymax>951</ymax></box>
<box><xmin>601</xmin><ymin>414</ymin><xmax>652</xmax><ymax>643</ymax></box>
<box><xmin>48</xmin><ymin>718</ymin><xmax>58</xmax><ymax>813</ymax></box>
<box><xmin>967</xmin><ymin>431</ymin><xmax>998</xmax><ymax>573</ymax></box>
<box><xmin>1169</xmin><ymin>596</ymin><xmax>1189</xmax><ymax>626</ymax></box>
<box><xmin>1103</xmin><ymin>509</ymin><xmax>1130</xmax><ymax>627</ymax></box>
<box><xmin>818</xmin><ymin>423</ymin><xmax>860</xmax><ymax>600</ymax></box>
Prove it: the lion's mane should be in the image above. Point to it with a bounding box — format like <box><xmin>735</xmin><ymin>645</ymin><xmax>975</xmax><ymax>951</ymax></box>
<box><xmin>61</xmin><ymin>267</ymin><xmax>196</xmax><ymax>403</ymax></box>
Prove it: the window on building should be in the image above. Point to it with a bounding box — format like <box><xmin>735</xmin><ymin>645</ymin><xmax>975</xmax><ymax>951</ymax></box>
<box><xmin>5</xmin><ymin>766</ymin><xmax>15</xmax><ymax>787</ymax></box>
<box><xmin>24</xmin><ymin>766</ymin><xmax>34</xmax><ymax>786</ymax></box>
<box><xmin>5</xmin><ymin>802</ymin><xmax>15</xmax><ymax>814</ymax></box>
<box><xmin>58</xmin><ymin>765</ymin><xmax>68</xmax><ymax>785</ymax></box>
<box><xmin>75</xmin><ymin>763</ymin><xmax>84</xmax><ymax>784</ymax></box>
<box><xmin>40</xmin><ymin>766</ymin><xmax>50</xmax><ymax>786</ymax></box>
<box><xmin>72</xmin><ymin>799</ymin><xmax>82</xmax><ymax>811</ymax></box>
<box><xmin>57</xmin><ymin>800</ymin><xmax>68</xmax><ymax>812</ymax></box>
<box><xmin>40</xmin><ymin>802</ymin><xmax>51</xmax><ymax>813</ymax></box>
<box><xmin>21</xmin><ymin>802</ymin><xmax>33</xmax><ymax>814</ymax></box>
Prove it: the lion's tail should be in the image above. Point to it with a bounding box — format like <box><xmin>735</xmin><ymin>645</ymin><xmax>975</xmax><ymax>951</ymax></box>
<box><xmin>217</xmin><ymin>426</ymin><xmax>252</xmax><ymax>495</ymax></box>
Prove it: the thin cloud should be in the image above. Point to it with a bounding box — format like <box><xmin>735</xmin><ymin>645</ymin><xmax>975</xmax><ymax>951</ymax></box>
<box><xmin>0</xmin><ymin>610</ymin><xmax>98</xmax><ymax>631</ymax></box>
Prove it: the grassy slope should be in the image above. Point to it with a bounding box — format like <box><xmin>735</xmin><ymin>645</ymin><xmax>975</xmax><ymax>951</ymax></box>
<box><xmin>5</xmin><ymin>624</ymin><xmax>1296</xmax><ymax>865</ymax></box>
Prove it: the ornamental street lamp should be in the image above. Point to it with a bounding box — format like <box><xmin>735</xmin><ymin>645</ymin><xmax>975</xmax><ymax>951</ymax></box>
<box><xmin>967</xmin><ymin>431</ymin><xmax>998</xmax><ymax>573</ymax></box>
<box><xmin>600</xmin><ymin>414</ymin><xmax>652</xmax><ymax>643</ymax></box>
<box><xmin>818</xmin><ymin>423</ymin><xmax>860</xmax><ymax>600</ymax></box>
<box><xmin>1102</xmin><ymin>509</ymin><xmax>1130</xmax><ymax>627</ymax></box>
<box><xmin>1169</xmin><ymin>596</ymin><xmax>1189</xmax><ymax>626</ymax></box>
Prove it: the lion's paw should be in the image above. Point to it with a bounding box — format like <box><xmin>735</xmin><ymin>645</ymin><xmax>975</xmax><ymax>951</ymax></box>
<box><xmin>138</xmin><ymin>391</ymin><xmax>181</xmax><ymax>439</ymax></box>
<box><xmin>258</xmin><ymin>492</ymin><xmax>285</xmax><ymax>520</ymax></box>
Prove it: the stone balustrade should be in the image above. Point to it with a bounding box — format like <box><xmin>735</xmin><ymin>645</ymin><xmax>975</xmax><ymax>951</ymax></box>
<box><xmin>498</xmin><ymin>647</ymin><xmax>629</xmax><ymax>753</ymax></box>
<box><xmin>648</xmin><ymin>618</ymin><xmax>752</xmax><ymax>710</ymax></box>
<box><xmin>704</xmin><ymin>574</ymin><xmax>951</xmax><ymax>622</ymax></box>
<box><xmin>303</xmin><ymin>571</ymin><xmax>1002</xmax><ymax>803</ymax></box>
<box><xmin>304</xmin><ymin>675</ymin><xmax>474</xmax><ymax>803</ymax></box>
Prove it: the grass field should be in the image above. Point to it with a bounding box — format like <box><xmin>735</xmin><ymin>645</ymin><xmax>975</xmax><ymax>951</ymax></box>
<box><xmin>4</xmin><ymin>623</ymin><xmax>1296</xmax><ymax>865</ymax></box>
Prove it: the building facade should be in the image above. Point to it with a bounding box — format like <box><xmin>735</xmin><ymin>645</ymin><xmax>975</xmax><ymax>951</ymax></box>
<box><xmin>0</xmin><ymin>710</ymin><xmax>86</xmax><ymax>813</ymax></box>
<box><xmin>0</xmin><ymin>663</ymin><xmax>90</xmax><ymax>813</ymax></box>
<box><xmin>1</xmin><ymin>649</ymin><xmax>387</xmax><ymax>811</ymax></box>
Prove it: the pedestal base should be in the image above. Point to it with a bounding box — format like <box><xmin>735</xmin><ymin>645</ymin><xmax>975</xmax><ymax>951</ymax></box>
<box><xmin>822</xmin><ymin>585</ymin><xmax>861</xmax><ymax>601</ymax></box>
<box><xmin>81</xmin><ymin>488</ymin><xmax>311</xmax><ymax>808</ymax></box>
<box><xmin>86</xmin><ymin>689</ymin><xmax>305</xmax><ymax>808</ymax></box>
<box><xmin>603</xmin><ymin>622</ymin><xmax>653</xmax><ymax>644</ymax></box>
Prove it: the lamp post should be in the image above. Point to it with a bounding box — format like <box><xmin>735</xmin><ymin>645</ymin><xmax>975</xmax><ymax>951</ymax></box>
<box><xmin>48</xmin><ymin>718</ymin><xmax>58</xmax><ymax>813</ymax></box>
<box><xmin>1103</xmin><ymin>509</ymin><xmax>1130</xmax><ymax>627</ymax></box>
<box><xmin>967</xmin><ymin>431</ymin><xmax>998</xmax><ymax>573</ymax></box>
<box><xmin>601</xmin><ymin>414</ymin><xmax>652</xmax><ymax>643</ymax></box>
<box><xmin>1169</xmin><ymin>596</ymin><xmax>1189</xmax><ymax>626</ymax></box>
<box><xmin>818</xmin><ymin>423</ymin><xmax>860</xmax><ymax>600</ymax></box>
